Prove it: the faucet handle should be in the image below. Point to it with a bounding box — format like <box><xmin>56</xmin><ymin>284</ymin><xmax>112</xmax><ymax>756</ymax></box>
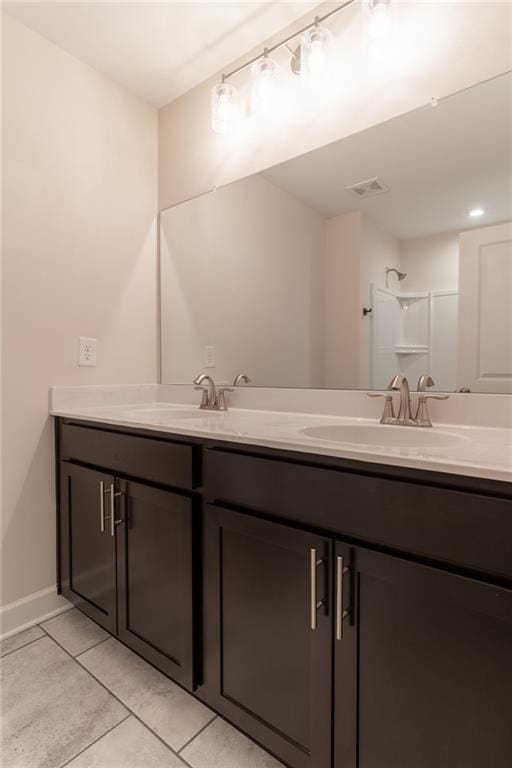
<box><xmin>216</xmin><ymin>387</ymin><xmax>234</xmax><ymax>411</ymax></box>
<box><xmin>415</xmin><ymin>393</ymin><xmax>449</xmax><ymax>427</ymax></box>
<box><xmin>367</xmin><ymin>392</ymin><xmax>396</xmax><ymax>424</ymax></box>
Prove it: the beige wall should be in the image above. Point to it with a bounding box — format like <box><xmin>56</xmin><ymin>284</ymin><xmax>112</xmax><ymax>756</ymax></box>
<box><xmin>159</xmin><ymin>1</ymin><xmax>512</xmax><ymax>210</ymax></box>
<box><xmin>400</xmin><ymin>231</ymin><xmax>459</xmax><ymax>292</ymax></box>
<box><xmin>161</xmin><ymin>173</ymin><xmax>325</xmax><ymax>388</ymax></box>
<box><xmin>1</xmin><ymin>15</ymin><xmax>158</xmax><ymax>606</ymax></box>
<box><xmin>324</xmin><ymin>212</ymin><xmax>361</xmax><ymax>389</ymax></box>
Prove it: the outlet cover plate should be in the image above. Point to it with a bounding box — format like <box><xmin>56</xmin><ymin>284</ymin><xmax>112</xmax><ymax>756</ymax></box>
<box><xmin>78</xmin><ymin>337</ymin><xmax>97</xmax><ymax>367</ymax></box>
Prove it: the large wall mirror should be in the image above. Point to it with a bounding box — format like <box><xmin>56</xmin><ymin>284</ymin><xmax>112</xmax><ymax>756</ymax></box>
<box><xmin>160</xmin><ymin>72</ymin><xmax>512</xmax><ymax>393</ymax></box>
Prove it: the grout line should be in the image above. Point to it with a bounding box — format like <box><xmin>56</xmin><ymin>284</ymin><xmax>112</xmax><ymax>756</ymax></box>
<box><xmin>58</xmin><ymin>714</ymin><xmax>132</xmax><ymax>768</ymax></box>
<box><xmin>71</xmin><ymin>635</ymin><xmax>111</xmax><ymax>657</ymax></box>
<box><xmin>177</xmin><ymin>714</ymin><xmax>217</xmax><ymax>754</ymax></box>
<box><xmin>74</xmin><ymin>635</ymin><xmax>113</xmax><ymax>660</ymax></box>
<box><xmin>0</xmin><ymin>634</ymin><xmax>47</xmax><ymax>659</ymax></box>
<box><xmin>39</xmin><ymin>632</ymin><xmax>199</xmax><ymax>768</ymax></box>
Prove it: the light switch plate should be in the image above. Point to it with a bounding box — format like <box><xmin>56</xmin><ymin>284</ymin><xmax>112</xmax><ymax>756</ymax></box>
<box><xmin>78</xmin><ymin>337</ymin><xmax>97</xmax><ymax>366</ymax></box>
<box><xmin>203</xmin><ymin>345</ymin><xmax>215</xmax><ymax>368</ymax></box>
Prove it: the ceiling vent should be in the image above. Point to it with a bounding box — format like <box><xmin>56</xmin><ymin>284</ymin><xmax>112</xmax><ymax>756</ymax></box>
<box><xmin>346</xmin><ymin>177</ymin><xmax>389</xmax><ymax>199</ymax></box>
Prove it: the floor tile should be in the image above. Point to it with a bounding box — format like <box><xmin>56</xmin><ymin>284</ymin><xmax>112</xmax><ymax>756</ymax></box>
<box><xmin>0</xmin><ymin>625</ymin><xmax>44</xmax><ymax>657</ymax></box>
<box><xmin>79</xmin><ymin>638</ymin><xmax>214</xmax><ymax>752</ymax></box>
<box><xmin>41</xmin><ymin>608</ymin><xmax>110</xmax><ymax>656</ymax></box>
<box><xmin>0</xmin><ymin>636</ymin><xmax>128</xmax><ymax>768</ymax></box>
<box><xmin>66</xmin><ymin>716</ymin><xmax>185</xmax><ymax>768</ymax></box>
<box><xmin>181</xmin><ymin>718</ymin><xmax>285</xmax><ymax>768</ymax></box>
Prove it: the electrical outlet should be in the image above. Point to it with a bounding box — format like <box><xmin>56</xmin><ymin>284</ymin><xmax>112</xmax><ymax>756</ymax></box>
<box><xmin>78</xmin><ymin>337</ymin><xmax>97</xmax><ymax>367</ymax></box>
<box><xmin>203</xmin><ymin>345</ymin><xmax>215</xmax><ymax>368</ymax></box>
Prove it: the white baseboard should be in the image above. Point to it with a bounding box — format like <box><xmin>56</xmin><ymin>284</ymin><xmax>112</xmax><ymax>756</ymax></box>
<box><xmin>0</xmin><ymin>586</ymin><xmax>72</xmax><ymax>641</ymax></box>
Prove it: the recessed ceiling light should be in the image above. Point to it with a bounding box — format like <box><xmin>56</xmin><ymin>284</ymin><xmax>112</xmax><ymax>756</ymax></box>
<box><xmin>468</xmin><ymin>207</ymin><xmax>484</xmax><ymax>218</ymax></box>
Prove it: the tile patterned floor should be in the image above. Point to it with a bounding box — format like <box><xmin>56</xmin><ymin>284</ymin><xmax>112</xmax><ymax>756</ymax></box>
<box><xmin>0</xmin><ymin>609</ymin><xmax>285</xmax><ymax>768</ymax></box>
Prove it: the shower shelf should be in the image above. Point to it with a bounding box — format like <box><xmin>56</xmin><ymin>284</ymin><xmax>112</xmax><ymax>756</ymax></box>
<box><xmin>394</xmin><ymin>345</ymin><xmax>429</xmax><ymax>355</ymax></box>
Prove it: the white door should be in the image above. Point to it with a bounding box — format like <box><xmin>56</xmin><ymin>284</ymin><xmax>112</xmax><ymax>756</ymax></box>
<box><xmin>457</xmin><ymin>222</ymin><xmax>512</xmax><ymax>393</ymax></box>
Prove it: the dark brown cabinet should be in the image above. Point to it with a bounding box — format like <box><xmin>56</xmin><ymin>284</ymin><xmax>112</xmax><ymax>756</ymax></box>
<box><xmin>117</xmin><ymin>480</ymin><xmax>194</xmax><ymax>688</ymax></box>
<box><xmin>334</xmin><ymin>542</ymin><xmax>512</xmax><ymax>768</ymax></box>
<box><xmin>59</xmin><ymin>451</ymin><xmax>195</xmax><ymax>688</ymax></box>
<box><xmin>60</xmin><ymin>462</ymin><xmax>117</xmax><ymax>633</ymax></box>
<box><xmin>56</xmin><ymin>420</ymin><xmax>512</xmax><ymax>768</ymax></box>
<box><xmin>204</xmin><ymin>505</ymin><xmax>332</xmax><ymax>768</ymax></box>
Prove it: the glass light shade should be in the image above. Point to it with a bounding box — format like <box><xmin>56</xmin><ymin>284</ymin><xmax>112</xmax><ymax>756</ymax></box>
<box><xmin>368</xmin><ymin>0</ymin><xmax>392</xmax><ymax>42</ymax></box>
<box><xmin>251</xmin><ymin>56</ymin><xmax>279</xmax><ymax>116</ymax></box>
<box><xmin>211</xmin><ymin>82</ymin><xmax>237</xmax><ymax>134</ymax></box>
<box><xmin>302</xmin><ymin>25</ymin><xmax>333</xmax><ymax>77</ymax></box>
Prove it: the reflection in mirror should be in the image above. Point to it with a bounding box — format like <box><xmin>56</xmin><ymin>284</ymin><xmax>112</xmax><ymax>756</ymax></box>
<box><xmin>160</xmin><ymin>72</ymin><xmax>512</xmax><ymax>393</ymax></box>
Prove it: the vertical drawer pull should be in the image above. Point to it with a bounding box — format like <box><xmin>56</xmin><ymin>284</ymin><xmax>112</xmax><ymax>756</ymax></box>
<box><xmin>310</xmin><ymin>547</ymin><xmax>325</xmax><ymax>630</ymax></box>
<box><xmin>100</xmin><ymin>480</ymin><xmax>106</xmax><ymax>532</ymax></box>
<box><xmin>108</xmin><ymin>483</ymin><xmax>124</xmax><ymax>537</ymax></box>
<box><xmin>336</xmin><ymin>555</ymin><xmax>350</xmax><ymax>641</ymax></box>
<box><xmin>109</xmin><ymin>483</ymin><xmax>116</xmax><ymax>537</ymax></box>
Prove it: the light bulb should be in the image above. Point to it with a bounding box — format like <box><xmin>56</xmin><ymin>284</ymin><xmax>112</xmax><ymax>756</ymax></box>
<box><xmin>251</xmin><ymin>55</ymin><xmax>279</xmax><ymax>116</ymax></box>
<box><xmin>302</xmin><ymin>24</ymin><xmax>333</xmax><ymax>78</ymax></box>
<box><xmin>211</xmin><ymin>81</ymin><xmax>237</xmax><ymax>134</ymax></box>
<box><xmin>368</xmin><ymin>0</ymin><xmax>392</xmax><ymax>42</ymax></box>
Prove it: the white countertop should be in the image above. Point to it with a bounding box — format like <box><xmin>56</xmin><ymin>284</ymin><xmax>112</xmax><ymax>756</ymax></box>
<box><xmin>50</xmin><ymin>400</ymin><xmax>512</xmax><ymax>484</ymax></box>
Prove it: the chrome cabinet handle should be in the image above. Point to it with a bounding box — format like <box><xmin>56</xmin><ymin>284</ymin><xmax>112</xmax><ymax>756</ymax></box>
<box><xmin>100</xmin><ymin>480</ymin><xmax>106</xmax><ymax>532</ymax></box>
<box><xmin>336</xmin><ymin>555</ymin><xmax>350</xmax><ymax>641</ymax></box>
<box><xmin>109</xmin><ymin>483</ymin><xmax>124</xmax><ymax>537</ymax></box>
<box><xmin>109</xmin><ymin>483</ymin><xmax>115</xmax><ymax>537</ymax></box>
<box><xmin>310</xmin><ymin>547</ymin><xmax>325</xmax><ymax>630</ymax></box>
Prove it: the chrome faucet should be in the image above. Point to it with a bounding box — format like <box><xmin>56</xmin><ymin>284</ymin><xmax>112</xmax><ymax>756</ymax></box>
<box><xmin>368</xmin><ymin>374</ymin><xmax>450</xmax><ymax>427</ymax></box>
<box><xmin>193</xmin><ymin>374</ymin><xmax>233</xmax><ymax>411</ymax></box>
<box><xmin>388</xmin><ymin>375</ymin><xmax>416</xmax><ymax>426</ymax></box>
<box><xmin>233</xmin><ymin>373</ymin><xmax>251</xmax><ymax>386</ymax></box>
<box><xmin>193</xmin><ymin>374</ymin><xmax>216</xmax><ymax>409</ymax></box>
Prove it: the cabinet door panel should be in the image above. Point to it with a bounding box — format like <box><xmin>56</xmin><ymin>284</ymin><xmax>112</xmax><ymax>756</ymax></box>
<box><xmin>116</xmin><ymin>481</ymin><xmax>194</xmax><ymax>688</ymax></box>
<box><xmin>205</xmin><ymin>505</ymin><xmax>332</xmax><ymax>768</ymax></box>
<box><xmin>60</xmin><ymin>462</ymin><xmax>117</xmax><ymax>633</ymax></box>
<box><xmin>334</xmin><ymin>543</ymin><xmax>512</xmax><ymax>768</ymax></box>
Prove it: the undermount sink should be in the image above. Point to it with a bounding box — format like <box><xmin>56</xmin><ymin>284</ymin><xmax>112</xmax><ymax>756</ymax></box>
<box><xmin>301</xmin><ymin>424</ymin><xmax>469</xmax><ymax>449</ymax></box>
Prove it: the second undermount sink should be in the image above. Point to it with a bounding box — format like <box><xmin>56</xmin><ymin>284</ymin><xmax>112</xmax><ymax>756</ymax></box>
<box><xmin>301</xmin><ymin>424</ymin><xmax>469</xmax><ymax>449</ymax></box>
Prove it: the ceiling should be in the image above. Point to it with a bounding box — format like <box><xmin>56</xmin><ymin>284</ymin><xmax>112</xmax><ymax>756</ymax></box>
<box><xmin>3</xmin><ymin>1</ymin><xmax>320</xmax><ymax>107</ymax></box>
<box><xmin>262</xmin><ymin>72</ymin><xmax>512</xmax><ymax>240</ymax></box>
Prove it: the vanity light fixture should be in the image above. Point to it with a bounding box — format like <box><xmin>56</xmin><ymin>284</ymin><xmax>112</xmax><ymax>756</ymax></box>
<box><xmin>211</xmin><ymin>0</ymin><xmax>391</xmax><ymax>134</ymax></box>
<box><xmin>302</xmin><ymin>20</ymin><xmax>333</xmax><ymax>78</ymax></box>
<box><xmin>367</xmin><ymin>0</ymin><xmax>392</xmax><ymax>42</ymax></box>
<box><xmin>211</xmin><ymin>79</ymin><xmax>238</xmax><ymax>135</ymax></box>
<box><xmin>468</xmin><ymin>207</ymin><xmax>484</xmax><ymax>218</ymax></box>
<box><xmin>251</xmin><ymin>51</ymin><xmax>280</xmax><ymax>115</ymax></box>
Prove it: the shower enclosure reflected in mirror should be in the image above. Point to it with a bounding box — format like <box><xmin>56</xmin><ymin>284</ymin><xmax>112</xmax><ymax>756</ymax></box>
<box><xmin>159</xmin><ymin>72</ymin><xmax>512</xmax><ymax>393</ymax></box>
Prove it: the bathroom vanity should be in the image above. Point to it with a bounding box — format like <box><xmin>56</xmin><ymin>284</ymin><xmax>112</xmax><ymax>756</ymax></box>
<box><xmin>52</xmin><ymin>71</ymin><xmax>512</xmax><ymax>767</ymax></box>
<box><xmin>53</xmin><ymin>402</ymin><xmax>512</xmax><ymax>768</ymax></box>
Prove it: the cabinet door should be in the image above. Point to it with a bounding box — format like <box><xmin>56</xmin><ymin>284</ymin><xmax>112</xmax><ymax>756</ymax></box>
<box><xmin>334</xmin><ymin>542</ymin><xmax>512</xmax><ymax>768</ymax></box>
<box><xmin>60</xmin><ymin>462</ymin><xmax>117</xmax><ymax>633</ymax></box>
<box><xmin>205</xmin><ymin>505</ymin><xmax>332</xmax><ymax>768</ymax></box>
<box><xmin>116</xmin><ymin>481</ymin><xmax>194</xmax><ymax>689</ymax></box>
